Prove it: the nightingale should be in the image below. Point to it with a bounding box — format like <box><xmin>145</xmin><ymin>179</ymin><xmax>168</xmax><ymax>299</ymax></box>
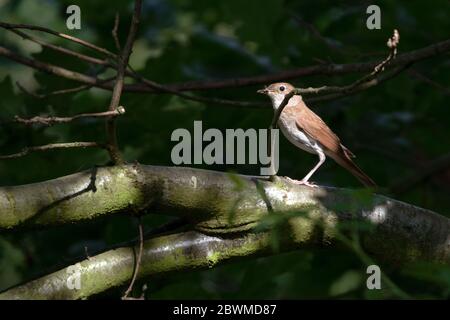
<box><xmin>258</xmin><ymin>82</ymin><xmax>376</xmax><ymax>188</ymax></box>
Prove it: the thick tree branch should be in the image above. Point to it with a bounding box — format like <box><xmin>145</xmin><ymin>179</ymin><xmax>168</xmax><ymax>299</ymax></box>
<box><xmin>0</xmin><ymin>231</ymin><xmax>273</xmax><ymax>299</ymax></box>
<box><xmin>0</xmin><ymin>195</ymin><xmax>448</xmax><ymax>300</ymax></box>
<box><xmin>0</xmin><ymin>165</ymin><xmax>448</xmax><ymax>264</ymax></box>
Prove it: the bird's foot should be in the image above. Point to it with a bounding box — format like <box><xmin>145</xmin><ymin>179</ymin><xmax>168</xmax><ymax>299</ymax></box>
<box><xmin>284</xmin><ymin>177</ymin><xmax>318</xmax><ymax>187</ymax></box>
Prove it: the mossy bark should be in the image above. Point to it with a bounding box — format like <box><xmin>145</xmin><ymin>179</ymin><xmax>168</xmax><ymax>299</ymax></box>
<box><xmin>0</xmin><ymin>164</ymin><xmax>449</xmax><ymax>299</ymax></box>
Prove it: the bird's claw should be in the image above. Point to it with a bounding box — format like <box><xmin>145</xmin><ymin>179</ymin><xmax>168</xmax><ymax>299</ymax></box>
<box><xmin>284</xmin><ymin>177</ymin><xmax>318</xmax><ymax>188</ymax></box>
<box><xmin>300</xmin><ymin>180</ymin><xmax>318</xmax><ymax>188</ymax></box>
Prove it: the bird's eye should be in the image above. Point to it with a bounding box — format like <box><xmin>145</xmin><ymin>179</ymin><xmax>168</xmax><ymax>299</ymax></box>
<box><xmin>279</xmin><ymin>86</ymin><xmax>285</xmax><ymax>92</ymax></box>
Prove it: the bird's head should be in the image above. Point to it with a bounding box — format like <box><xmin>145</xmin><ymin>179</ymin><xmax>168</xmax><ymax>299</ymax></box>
<box><xmin>257</xmin><ymin>82</ymin><xmax>296</xmax><ymax>108</ymax></box>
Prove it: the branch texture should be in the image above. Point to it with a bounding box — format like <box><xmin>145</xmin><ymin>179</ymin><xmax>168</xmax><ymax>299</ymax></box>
<box><xmin>0</xmin><ymin>165</ymin><xmax>448</xmax><ymax>262</ymax></box>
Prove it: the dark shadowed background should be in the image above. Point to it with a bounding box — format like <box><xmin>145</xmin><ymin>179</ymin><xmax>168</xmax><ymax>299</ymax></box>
<box><xmin>0</xmin><ymin>0</ymin><xmax>449</xmax><ymax>299</ymax></box>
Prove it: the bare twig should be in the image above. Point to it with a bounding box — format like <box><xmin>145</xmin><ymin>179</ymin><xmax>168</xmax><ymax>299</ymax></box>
<box><xmin>16</xmin><ymin>77</ymin><xmax>116</xmax><ymax>99</ymax></box>
<box><xmin>0</xmin><ymin>142</ymin><xmax>105</xmax><ymax>160</ymax></box>
<box><xmin>0</xmin><ymin>23</ymin><xmax>406</xmax><ymax>106</ymax></box>
<box><xmin>122</xmin><ymin>218</ymin><xmax>144</xmax><ymax>300</ymax></box>
<box><xmin>112</xmin><ymin>13</ymin><xmax>121</xmax><ymax>52</ymax></box>
<box><xmin>105</xmin><ymin>0</ymin><xmax>142</xmax><ymax>164</ymax></box>
<box><xmin>2</xmin><ymin>26</ymin><xmax>406</xmax><ymax>109</ymax></box>
<box><xmin>4</xmin><ymin>26</ymin><xmax>247</xmax><ymax>108</ymax></box>
<box><xmin>306</xmin><ymin>63</ymin><xmax>412</xmax><ymax>104</ymax></box>
<box><xmin>1</xmin><ymin>21</ymin><xmax>139</xmax><ymax>81</ymax></box>
<box><xmin>358</xmin><ymin>29</ymin><xmax>399</xmax><ymax>80</ymax></box>
<box><xmin>297</xmin><ymin>29</ymin><xmax>401</xmax><ymax>96</ymax></box>
<box><xmin>266</xmin><ymin>90</ymin><xmax>296</xmax><ymax>178</ymax></box>
<box><xmin>0</xmin><ymin>21</ymin><xmax>116</xmax><ymax>58</ymax></box>
<box><xmin>270</xmin><ymin>91</ymin><xmax>296</xmax><ymax>129</ymax></box>
<box><xmin>266</xmin><ymin>31</ymin><xmax>404</xmax><ymax>174</ymax></box>
<box><xmin>127</xmin><ymin>66</ymin><xmax>267</xmax><ymax>108</ymax></box>
<box><xmin>133</xmin><ymin>37</ymin><xmax>447</xmax><ymax>93</ymax></box>
<box><xmin>1</xmin><ymin>23</ymin><xmax>447</xmax><ymax>109</ymax></box>
<box><xmin>273</xmin><ymin>30</ymin><xmax>404</xmax><ymax>114</ymax></box>
<box><xmin>4</xmin><ymin>28</ymin><xmax>256</xmax><ymax>107</ymax></box>
<box><xmin>4</xmin><ymin>27</ymin><xmax>110</xmax><ymax>67</ymax></box>
<box><xmin>14</xmin><ymin>107</ymin><xmax>125</xmax><ymax>126</ymax></box>
<box><xmin>0</xmin><ymin>45</ymin><xmax>106</xmax><ymax>87</ymax></box>
<box><xmin>1</xmin><ymin>38</ymin><xmax>449</xmax><ymax>95</ymax></box>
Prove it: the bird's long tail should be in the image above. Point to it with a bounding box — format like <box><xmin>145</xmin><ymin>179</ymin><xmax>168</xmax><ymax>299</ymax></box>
<box><xmin>331</xmin><ymin>153</ymin><xmax>377</xmax><ymax>188</ymax></box>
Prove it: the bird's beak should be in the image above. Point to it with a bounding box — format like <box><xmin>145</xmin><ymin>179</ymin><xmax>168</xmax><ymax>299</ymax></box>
<box><xmin>257</xmin><ymin>88</ymin><xmax>269</xmax><ymax>95</ymax></box>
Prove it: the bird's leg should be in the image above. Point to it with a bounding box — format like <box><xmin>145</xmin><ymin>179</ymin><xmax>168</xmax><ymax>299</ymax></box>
<box><xmin>286</xmin><ymin>151</ymin><xmax>326</xmax><ymax>187</ymax></box>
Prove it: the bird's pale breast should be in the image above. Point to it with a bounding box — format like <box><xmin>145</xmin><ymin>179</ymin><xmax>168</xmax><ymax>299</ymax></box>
<box><xmin>278</xmin><ymin>113</ymin><xmax>322</xmax><ymax>155</ymax></box>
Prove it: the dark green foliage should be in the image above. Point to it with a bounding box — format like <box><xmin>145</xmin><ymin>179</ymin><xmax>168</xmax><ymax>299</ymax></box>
<box><xmin>0</xmin><ymin>0</ymin><xmax>449</xmax><ymax>299</ymax></box>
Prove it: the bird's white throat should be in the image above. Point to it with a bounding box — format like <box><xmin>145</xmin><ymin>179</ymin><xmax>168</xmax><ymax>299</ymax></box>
<box><xmin>270</xmin><ymin>94</ymin><xmax>302</xmax><ymax>110</ymax></box>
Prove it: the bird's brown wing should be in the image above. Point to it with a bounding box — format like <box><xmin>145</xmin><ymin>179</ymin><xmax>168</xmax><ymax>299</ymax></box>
<box><xmin>290</xmin><ymin>101</ymin><xmax>377</xmax><ymax>187</ymax></box>
<box><xmin>290</xmin><ymin>101</ymin><xmax>343</xmax><ymax>154</ymax></box>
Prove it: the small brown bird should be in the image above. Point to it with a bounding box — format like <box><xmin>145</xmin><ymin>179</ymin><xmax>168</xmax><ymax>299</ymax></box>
<box><xmin>258</xmin><ymin>82</ymin><xmax>376</xmax><ymax>188</ymax></box>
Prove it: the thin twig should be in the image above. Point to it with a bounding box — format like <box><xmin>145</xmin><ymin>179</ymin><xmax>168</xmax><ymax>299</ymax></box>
<box><xmin>0</xmin><ymin>142</ymin><xmax>106</xmax><ymax>160</ymax></box>
<box><xmin>4</xmin><ymin>27</ymin><xmax>110</xmax><ymax>66</ymax></box>
<box><xmin>0</xmin><ymin>22</ymin><xmax>416</xmax><ymax>108</ymax></box>
<box><xmin>127</xmin><ymin>65</ymin><xmax>267</xmax><ymax>108</ymax></box>
<box><xmin>1</xmin><ymin>22</ymin><xmax>137</xmax><ymax>83</ymax></box>
<box><xmin>1</xmin><ymin>38</ymin><xmax>449</xmax><ymax>95</ymax></box>
<box><xmin>306</xmin><ymin>63</ymin><xmax>413</xmax><ymax>104</ymax></box>
<box><xmin>0</xmin><ymin>45</ymin><xmax>106</xmax><ymax>87</ymax></box>
<box><xmin>122</xmin><ymin>218</ymin><xmax>144</xmax><ymax>300</ymax></box>
<box><xmin>16</xmin><ymin>77</ymin><xmax>116</xmax><ymax>99</ymax></box>
<box><xmin>266</xmin><ymin>90</ymin><xmax>295</xmax><ymax>178</ymax></box>
<box><xmin>1</xmin><ymin>24</ymin><xmax>447</xmax><ymax>109</ymax></box>
<box><xmin>105</xmin><ymin>0</ymin><xmax>142</xmax><ymax>164</ymax></box>
<box><xmin>131</xmin><ymin>37</ymin><xmax>447</xmax><ymax>93</ymax></box>
<box><xmin>14</xmin><ymin>107</ymin><xmax>125</xmax><ymax>126</ymax></box>
<box><xmin>112</xmin><ymin>13</ymin><xmax>121</xmax><ymax>52</ymax></box>
<box><xmin>297</xmin><ymin>29</ymin><xmax>400</xmax><ymax>95</ymax></box>
<box><xmin>0</xmin><ymin>21</ymin><xmax>116</xmax><ymax>58</ymax></box>
<box><xmin>266</xmin><ymin>31</ymin><xmax>403</xmax><ymax>176</ymax></box>
<box><xmin>270</xmin><ymin>91</ymin><xmax>296</xmax><ymax>129</ymax></box>
<box><xmin>306</xmin><ymin>65</ymin><xmax>412</xmax><ymax>103</ymax></box>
